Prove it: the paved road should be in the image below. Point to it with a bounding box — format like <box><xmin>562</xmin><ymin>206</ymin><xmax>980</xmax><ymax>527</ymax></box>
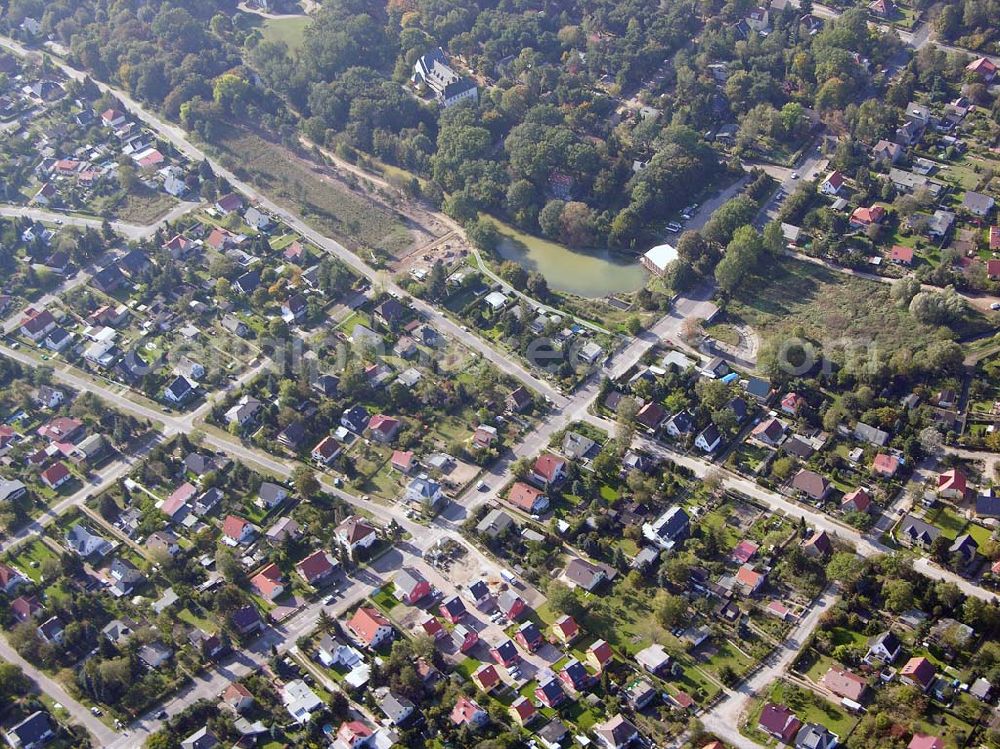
<box><xmin>0</xmin><ymin>35</ymin><xmax>567</xmax><ymax>409</ymax></box>
<box><xmin>698</xmin><ymin>587</ymin><xmax>838</xmax><ymax>749</ymax></box>
<box><xmin>0</xmin><ymin>434</ymin><xmax>159</xmax><ymax>555</ymax></box>
<box><xmin>0</xmin><ymin>201</ymin><xmax>201</xmax><ymax>242</ymax></box>
<box><xmin>0</xmin><ymin>634</ymin><xmax>119</xmax><ymax>746</ymax></box>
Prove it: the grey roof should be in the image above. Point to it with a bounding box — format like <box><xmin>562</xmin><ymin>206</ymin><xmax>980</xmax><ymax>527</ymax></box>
<box><xmin>854</xmin><ymin>422</ymin><xmax>889</xmax><ymax>446</ymax></box>
<box><xmin>900</xmin><ymin>514</ymin><xmax>942</xmax><ymax>545</ymax></box>
<box><xmin>7</xmin><ymin>711</ymin><xmax>53</xmax><ymax>747</ymax></box>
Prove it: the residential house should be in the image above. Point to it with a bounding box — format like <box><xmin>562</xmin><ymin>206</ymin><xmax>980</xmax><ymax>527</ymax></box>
<box><xmin>866</xmin><ymin>631</ymin><xmax>902</xmax><ymax>664</ymax></box>
<box><xmin>850</xmin><ymin>204</ymin><xmax>886</xmax><ymax>228</ymax></box>
<box><xmin>900</xmin><ymin>656</ymin><xmax>936</xmax><ymax>691</ymax></box>
<box><xmin>967</xmin><ymin>56</ymin><xmax>997</xmax><ymax>81</ymax></box>
<box><xmin>899</xmin><ymin>515</ymin><xmax>941</xmax><ymax>548</ymax></box>
<box><xmin>221</xmin><ymin>683</ymin><xmax>255</xmax><ymax>714</ymax></box>
<box><xmin>535</xmin><ymin>676</ymin><xmax>567</xmax><ymax>708</ymax></box>
<box><xmin>375</xmin><ymin>688</ymin><xmax>416</xmax><ymax>727</ymax></box>
<box><xmin>222</xmin><ymin>515</ymin><xmax>255</xmax><ymax>545</ymax></box>
<box><xmin>963</xmin><ymin>191</ymin><xmax>995</xmax><ymax>218</ymax></box>
<box><xmin>257</xmin><ymin>482</ymin><xmax>288</xmax><ymax>509</ymax></box>
<box><xmin>736</xmin><ymin>564</ymin><xmax>766</xmax><ymax>595</ymax></box>
<box><xmin>39</xmin><ymin>462</ymin><xmax>71</xmax><ymax>490</ymax></box>
<box><xmin>802</xmin><ymin>530</ymin><xmax>833</xmax><ymax>558</ymax></box>
<box><xmin>473</xmin><ymin>663</ymin><xmax>501</xmax><ymax>692</ymax></box>
<box><xmin>872</xmin><ymin>453</ymin><xmax>900</xmax><ymax>477</ymax></box>
<box><xmin>795</xmin><ymin>723</ymin><xmax>838</xmax><ymax>749</ymax></box>
<box><xmin>594</xmin><ymin>714</ymin><xmax>640</xmax><ymax>749</ymax></box>
<box><xmin>695</xmin><ymin>423</ymin><xmax>722</xmax><ymax>453</ymax></box>
<box><xmin>347</xmin><ymin>607</ymin><xmax>394</xmax><ymax>649</ymax></box>
<box><xmin>937</xmin><ymin>468</ymin><xmax>967</xmax><ymax>499</ymax></box>
<box><xmin>393</xmin><ymin>568</ymin><xmax>431</xmax><ymax>604</ymax></box>
<box><xmin>180</xmin><ymin>728</ymin><xmax>218</xmax><ymax>749</ymax></box>
<box><xmin>335</xmin><ymin>516</ymin><xmax>378</xmax><ymax>554</ymax></box>
<box><xmin>515</xmin><ymin>621</ymin><xmax>543</xmax><ymax>652</ymax></box>
<box><xmin>840</xmin><ymin>486</ymin><xmax>872</xmax><ymax>512</ymax></box>
<box><xmin>66</xmin><ymin>524</ymin><xmax>111</xmax><ymax>558</ymax></box>
<box><xmin>508</xmin><ymin>482</ymin><xmax>549</xmax><ymax>514</ymax></box>
<box><xmin>367</xmin><ymin>414</ymin><xmax>401</xmax><ymax>443</ymax></box>
<box><xmin>250</xmin><ymin>562</ymin><xmax>285</xmax><ymax>601</ymax></box>
<box><xmin>5</xmin><ymin>711</ymin><xmax>54</xmax><ymax>749</ymax></box>
<box><xmin>476</xmin><ymin>508</ymin><xmax>514</xmax><ymax>538</ymax></box>
<box><xmin>664</xmin><ymin>410</ymin><xmax>695</xmax><ymax>438</ymax></box>
<box><xmin>225</xmin><ymin>396</ymin><xmax>261</xmax><ymax>429</ymax></box>
<box><xmin>563</xmin><ymin>557</ymin><xmax>607</xmax><ymax>591</ymax></box>
<box><xmin>509</xmin><ymin>696</ymin><xmax>537</xmax><ymax>726</ymax></box>
<box><xmin>642</xmin><ymin>505</ymin><xmax>690</xmax><ymax>550</ymax></box>
<box><xmin>759</xmin><ymin>703</ymin><xmax>802</xmax><ymax>743</ymax></box>
<box><xmin>820</xmin><ymin>666</ymin><xmax>869</xmax><ymax>702</ymax></box>
<box><xmin>411</xmin><ymin>48</ymin><xmax>479</xmax><ymax>107</ymax></box>
<box><xmin>531</xmin><ymin>453</ymin><xmax>568</xmax><ymax>488</ymax></box>
<box><xmin>752</xmin><ymin>417</ymin><xmax>786</xmax><ymax>446</ymax></box>
<box><xmin>403</xmin><ymin>475</ymin><xmax>444</xmax><ymax>508</ymax></box>
<box><xmin>587</xmin><ymin>639</ymin><xmax>614</xmax><ymax>673</ymax></box>
<box><xmin>820</xmin><ymin>170</ymin><xmax>846</xmax><ymax>195</ymax></box>
<box><xmin>450</xmin><ymin>696</ymin><xmax>488</xmax><ymax>730</ymax></box>
<box><xmin>282</xmin><ymin>679</ymin><xmax>323</xmax><ymax>724</ymax></box>
<box><xmin>873</xmin><ymin>139</ymin><xmax>904</xmax><ymax>164</ymax></box>
<box><xmin>297</xmin><ymin>550</ymin><xmax>337</xmax><ymax>587</ymax></box>
<box><xmin>230</xmin><ymin>605</ymin><xmax>264</xmax><ymax>636</ymax></box>
<box><xmin>552</xmin><ymin>614</ymin><xmax>580</xmax><ymax>644</ymax></box>
<box><xmin>507</xmin><ymin>387</ymin><xmax>532</xmax><ymax>413</ymax></box>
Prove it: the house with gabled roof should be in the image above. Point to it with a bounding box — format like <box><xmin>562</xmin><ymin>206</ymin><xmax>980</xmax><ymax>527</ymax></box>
<box><xmin>335</xmin><ymin>516</ymin><xmax>378</xmax><ymax>554</ymax></box>
<box><xmin>552</xmin><ymin>614</ymin><xmax>580</xmax><ymax>644</ymax></box>
<box><xmin>296</xmin><ymin>550</ymin><xmax>337</xmax><ymax>586</ymax></box>
<box><xmin>758</xmin><ymin>703</ymin><xmax>801</xmax><ymax>743</ymax></box>
<box><xmin>594</xmin><ymin>714</ymin><xmax>640</xmax><ymax>749</ymax></box>
<box><xmin>347</xmin><ymin>606</ymin><xmax>393</xmax><ymax>649</ymax></box>
<box><xmin>900</xmin><ymin>656</ymin><xmax>936</xmax><ymax>691</ymax></box>
<box><xmin>531</xmin><ymin>453</ymin><xmax>568</xmax><ymax>488</ymax></box>
<box><xmin>450</xmin><ymin>695</ymin><xmax>488</xmax><ymax>730</ymax></box>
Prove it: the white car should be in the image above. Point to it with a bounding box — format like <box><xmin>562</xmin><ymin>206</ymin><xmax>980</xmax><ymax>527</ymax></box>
<box><xmin>666</xmin><ymin>222</ymin><xmax>682</xmax><ymax>233</ymax></box>
<box><xmin>991</xmin><ymin>302</ymin><xmax>1000</xmax><ymax>310</ymax></box>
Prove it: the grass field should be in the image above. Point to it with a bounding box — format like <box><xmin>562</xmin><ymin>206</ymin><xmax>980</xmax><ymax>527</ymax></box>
<box><xmin>207</xmin><ymin>125</ymin><xmax>413</xmax><ymax>256</ymax></box>
<box><xmin>728</xmin><ymin>256</ymin><xmax>983</xmax><ymax>363</ymax></box>
<box><xmin>259</xmin><ymin>16</ymin><xmax>310</xmax><ymax>51</ymax></box>
<box><xmin>114</xmin><ymin>187</ymin><xmax>178</xmax><ymax>224</ymax></box>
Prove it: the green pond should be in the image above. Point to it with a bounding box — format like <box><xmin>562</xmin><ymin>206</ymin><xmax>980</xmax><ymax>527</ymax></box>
<box><xmin>493</xmin><ymin>227</ymin><xmax>648</xmax><ymax>298</ymax></box>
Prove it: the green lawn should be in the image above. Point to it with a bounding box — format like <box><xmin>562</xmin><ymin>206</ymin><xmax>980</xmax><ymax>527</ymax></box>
<box><xmin>767</xmin><ymin>679</ymin><xmax>858</xmax><ymax>738</ymax></box>
<box><xmin>924</xmin><ymin>505</ymin><xmax>967</xmax><ymax>541</ymax></box>
<box><xmin>964</xmin><ymin>522</ymin><xmax>992</xmax><ymax>547</ymax></box>
<box><xmin>259</xmin><ymin>16</ymin><xmax>311</xmax><ymax>51</ymax></box>
<box><xmin>727</xmin><ymin>255</ymin><xmax>989</xmax><ymax>362</ymax></box>
<box><xmin>7</xmin><ymin>540</ymin><xmax>58</xmax><ymax>583</ymax></box>
<box><xmin>178</xmin><ymin>606</ymin><xmax>217</xmax><ymax>634</ymax></box>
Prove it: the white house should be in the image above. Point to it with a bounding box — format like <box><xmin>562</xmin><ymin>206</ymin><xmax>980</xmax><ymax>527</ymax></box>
<box><xmin>411</xmin><ymin>48</ymin><xmax>479</xmax><ymax>107</ymax></box>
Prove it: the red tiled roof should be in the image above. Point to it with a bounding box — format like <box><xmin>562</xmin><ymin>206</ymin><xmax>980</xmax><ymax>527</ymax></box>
<box><xmin>509</xmin><ymin>481</ymin><xmax>545</xmax><ymax>511</ymax></box>
<box><xmin>348</xmin><ymin>606</ymin><xmax>390</xmax><ymax>645</ymax></box>
<box><xmin>40</xmin><ymin>461</ymin><xmax>70</xmax><ymax>486</ymax></box>
<box><xmin>296</xmin><ymin>550</ymin><xmax>335</xmax><ymax>583</ymax></box>
<box><xmin>890</xmin><ymin>245</ymin><xmax>914</xmax><ymax>263</ymax></box>
<box><xmin>222</xmin><ymin>514</ymin><xmax>249</xmax><ymax>540</ymax></box>
<box><xmin>532</xmin><ymin>453</ymin><xmax>565</xmax><ymax>482</ymax></box>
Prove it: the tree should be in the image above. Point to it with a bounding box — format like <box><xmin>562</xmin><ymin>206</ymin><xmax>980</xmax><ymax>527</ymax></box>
<box><xmin>762</xmin><ymin>221</ymin><xmax>785</xmax><ymax>254</ymax></box>
<box><xmin>883</xmin><ymin>579</ymin><xmax>914</xmax><ymax>612</ymax></box>
<box><xmin>292</xmin><ymin>467</ymin><xmax>320</xmax><ymax>498</ymax></box>
<box><xmin>538</xmin><ymin>200</ymin><xmax>565</xmax><ymax>239</ymax></box>
<box><xmin>656</xmin><ymin>592</ymin><xmax>688</xmax><ymax>628</ymax></box>
<box><xmin>826</xmin><ymin>552</ymin><xmax>866</xmax><ymax>586</ymax></box>
<box><xmin>615</xmin><ymin>396</ymin><xmax>639</xmax><ymax>452</ymax></box>
<box><xmin>546</xmin><ymin>581</ymin><xmax>583</xmax><ymax>618</ymax></box>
